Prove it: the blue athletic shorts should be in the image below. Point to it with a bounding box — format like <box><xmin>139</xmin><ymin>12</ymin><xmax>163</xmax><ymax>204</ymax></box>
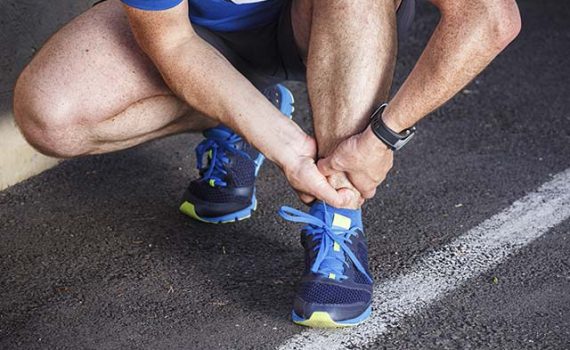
<box><xmin>104</xmin><ymin>0</ymin><xmax>415</xmax><ymax>89</ymax></box>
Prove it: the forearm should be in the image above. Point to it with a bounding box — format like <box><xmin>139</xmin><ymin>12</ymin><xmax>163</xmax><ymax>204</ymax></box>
<box><xmin>124</xmin><ymin>0</ymin><xmax>304</xmax><ymax>168</ymax></box>
<box><xmin>381</xmin><ymin>0</ymin><xmax>521</xmax><ymax>132</ymax></box>
<box><xmin>315</xmin><ymin>0</ymin><xmax>521</xmax><ymax>204</ymax></box>
<box><xmin>150</xmin><ymin>36</ymin><xmax>306</xmax><ymax>167</ymax></box>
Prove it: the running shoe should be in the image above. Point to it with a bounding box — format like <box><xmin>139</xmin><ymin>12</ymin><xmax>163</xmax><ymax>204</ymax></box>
<box><xmin>180</xmin><ymin>84</ymin><xmax>294</xmax><ymax>223</ymax></box>
<box><xmin>279</xmin><ymin>202</ymin><xmax>373</xmax><ymax>327</ymax></box>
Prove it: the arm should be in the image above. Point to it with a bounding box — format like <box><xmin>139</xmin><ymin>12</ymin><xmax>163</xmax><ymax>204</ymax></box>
<box><xmin>381</xmin><ymin>0</ymin><xmax>522</xmax><ymax>133</ymax></box>
<box><xmin>318</xmin><ymin>0</ymin><xmax>522</xmax><ymax>198</ymax></box>
<box><xmin>124</xmin><ymin>1</ymin><xmax>350</xmax><ymax>206</ymax></box>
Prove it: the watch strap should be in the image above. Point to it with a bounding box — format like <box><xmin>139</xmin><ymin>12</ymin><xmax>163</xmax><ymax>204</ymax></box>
<box><xmin>369</xmin><ymin>104</ymin><xmax>416</xmax><ymax>151</ymax></box>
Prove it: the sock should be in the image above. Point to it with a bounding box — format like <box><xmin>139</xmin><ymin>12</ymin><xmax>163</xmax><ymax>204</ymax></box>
<box><xmin>309</xmin><ymin>201</ymin><xmax>363</xmax><ymax>230</ymax></box>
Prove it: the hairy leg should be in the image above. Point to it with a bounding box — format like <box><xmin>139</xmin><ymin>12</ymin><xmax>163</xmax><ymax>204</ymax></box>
<box><xmin>292</xmin><ymin>0</ymin><xmax>399</xmax><ymax>208</ymax></box>
<box><xmin>13</xmin><ymin>0</ymin><xmax>215</xmax><ymax>158</ymax></box>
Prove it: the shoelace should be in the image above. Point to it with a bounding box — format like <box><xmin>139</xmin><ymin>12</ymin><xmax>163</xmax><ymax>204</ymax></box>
<box><xmin>279</xmin><ymin>206</ymin><xmax>373</xmax><ymax>283</ymax></box>
<box><xmin>195</xmin><ymin>132</ymin><xmax>249</xmax><ymax>187</ymax></box>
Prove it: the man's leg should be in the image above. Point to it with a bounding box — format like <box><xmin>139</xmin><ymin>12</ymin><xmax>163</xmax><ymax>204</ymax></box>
<box><xmin>13</xmin><ymin>0</ymin><xmax>215</xmax><ymax>158</ymax></box>
<box><xmin>291</xmin><ymin>0</ymin><xmax>399</xmax><ymax>208</ymax></box>
<box><xmin>278</xmin><ymin>0</ymin><xmax>401</xmax><ymax>327</ymax></box>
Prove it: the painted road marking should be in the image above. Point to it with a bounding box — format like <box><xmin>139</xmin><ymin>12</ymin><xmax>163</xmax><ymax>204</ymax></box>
<box><xmin>279</xmin><ymin>169</ymin><xmax>570</xmax><ymax>350</ymax></box>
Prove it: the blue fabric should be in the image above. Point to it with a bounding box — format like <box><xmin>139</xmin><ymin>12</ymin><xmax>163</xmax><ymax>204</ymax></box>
<box><xmin>286</xmin><ymin>201</ymin><xmax>373</xmax><ymax>321</ymax></box>
<box><xmin>121</xmin><ymin>0</ymin><xmax>182</xmax><ymax>11</ymax></box>
<box><xmin>121</xmin><ymin>0</ymin><xmax>284</xmax><ymax>32</ymax></box>
<box><xmin>196</xmin><ymin>126</ymin><xmax>251</xmax><ymax>187</ymax></box>
<box><xmin>279</xmin><ymin>203</ymin><xmax>372</xmax><ymax>283</ymax></box>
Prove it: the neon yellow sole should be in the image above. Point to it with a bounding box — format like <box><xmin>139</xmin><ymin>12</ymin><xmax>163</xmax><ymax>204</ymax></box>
<box><xmin>292</xmin><ymin>312</ymin><xmax>360</xmax><ymax>328</ymax></box>
<box><xmin>179</xmin><ymin>199</ymin><xmax>257</xmax><ymax>224</ymax></box>
<box><xmin>292</xmin><ymin>305</ymin><xmax>372</xmax><ymax>328</ymax></box>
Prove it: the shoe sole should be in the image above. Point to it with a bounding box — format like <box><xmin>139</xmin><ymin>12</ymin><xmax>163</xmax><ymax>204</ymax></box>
<box><xmin>291</xmin><ymin>306</ymin><xmax>372</xmax><ymax>328</ymax></box>
<box><xmin>180</xmin><ymin>84</ymin><xmax>295</xmax><ymax>224</ymax></box>
<box><xmin>180</xmin><ymin>193</ymin><xmax>258</xmax><ymax>224</ymax></box>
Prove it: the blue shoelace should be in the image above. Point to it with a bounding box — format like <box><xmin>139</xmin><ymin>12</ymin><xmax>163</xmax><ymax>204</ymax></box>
<box><xmin>195</xmin><ymin>132</ymin><xmax>249</xmax><ymax>187</ymax></box>
<box><xmin>279</xmin><ymin>206</ymin><xmax>373</xmax><ymax>283</ymax></box>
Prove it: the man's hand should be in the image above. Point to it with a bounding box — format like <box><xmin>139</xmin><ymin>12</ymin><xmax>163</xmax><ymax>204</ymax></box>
<box><xmin>317</xmin><ymin>125</ymin><xmax>393</xmax><ymax>200</ymax></box>
<box><xmin>278</xmin><ymin>133</ymin><xmax>353</xmax><ymax>208</ymax></box>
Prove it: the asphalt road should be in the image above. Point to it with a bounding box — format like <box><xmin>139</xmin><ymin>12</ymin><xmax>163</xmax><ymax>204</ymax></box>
<box><xmin>1</xmin><ymin>0</ymin><xmax>569</xmax><ymax>349</ymax></box>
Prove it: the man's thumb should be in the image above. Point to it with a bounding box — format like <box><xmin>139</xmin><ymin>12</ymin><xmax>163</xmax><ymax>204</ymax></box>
<box><xmin>307</xmin><ymin>168</ymin><xmax>346</xmax><ymax>208</ymax></box>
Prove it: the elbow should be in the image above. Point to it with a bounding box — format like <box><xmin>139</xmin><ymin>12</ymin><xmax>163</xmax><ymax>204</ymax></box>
<box><xmin>485</xmin><ymin>1</ymin><xmax>522</xmax><ymax>51</ymax></box>
<box><xmin>439</xmin><ymin>0</ymin><xmax>522</xmax><ymax>52</ymax></box>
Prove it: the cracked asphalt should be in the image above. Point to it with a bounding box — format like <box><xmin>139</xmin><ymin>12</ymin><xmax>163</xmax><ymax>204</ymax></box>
<box><xmin>1</xmin><ymin>0</ymin><xmax>569</xmax><ymax>349</ymax></box>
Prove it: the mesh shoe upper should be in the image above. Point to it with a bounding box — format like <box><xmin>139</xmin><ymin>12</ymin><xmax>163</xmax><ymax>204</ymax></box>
<box><xmin>279</xmin><ymin>202</ymin><xmax>374</xmax><ymax>322</ymax></box>
<box><xmin>182</xmin><ymin>84</ymin><xmax>294</xmax><ymax>220</ymax></box>
<box><xmin>182</xmin><ymin>126</ymin><xmax>259</xmax><ymax>218</ymax></box>
<box><xmin>297</xmin><ymin>281</ymin><xmax>370</xmax><ymax>304</ymax></box>
<box><xmin>188</xmin><ymin>127</ymin><xmax>258</xmax><ymax>202</ymax></box>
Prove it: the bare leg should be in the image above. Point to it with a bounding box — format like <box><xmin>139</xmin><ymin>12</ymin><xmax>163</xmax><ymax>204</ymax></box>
<box><xmin>13</xmin><ymin>0</ymin><xmax>215</xmax><ymax>158</ymax></box>
<box><xmin>292</xmin><ymin>0</ymin><xmax>399</xmax><ymax>208</ymax></box>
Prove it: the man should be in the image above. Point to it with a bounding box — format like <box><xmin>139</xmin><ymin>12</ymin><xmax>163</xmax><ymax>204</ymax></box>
<box><xmin>13</xmin><ymin>0</ymin><xmax>520</xmax><ymax>327</ymax></box>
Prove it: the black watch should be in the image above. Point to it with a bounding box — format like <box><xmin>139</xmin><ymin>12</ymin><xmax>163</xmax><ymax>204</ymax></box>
<box><xmin>369</xmin><ymin>104</ymin><xmax>416</xmax><ymax>151</ymax></box>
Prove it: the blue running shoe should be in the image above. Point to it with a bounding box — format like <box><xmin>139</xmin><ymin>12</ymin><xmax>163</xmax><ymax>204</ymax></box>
<box><xmin>180</xmin><ymin>84</ymin><xmax>294</xmax><ymax>223</ymax></box>
<box><xmin>279</xmin><ymin>202</ymin><xmax>373</xmax><ymax>328</ymax></box>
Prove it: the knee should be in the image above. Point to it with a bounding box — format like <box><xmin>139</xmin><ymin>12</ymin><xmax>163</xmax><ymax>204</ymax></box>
<box><xmin>13</xmin><ymin>69</ymin><xmax>92</xmax><ymax>158</ymax></box>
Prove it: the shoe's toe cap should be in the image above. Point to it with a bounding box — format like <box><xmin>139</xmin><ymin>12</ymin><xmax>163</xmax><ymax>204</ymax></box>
<box><xmin>293</xmin><ymin>281</ymin><xmax>372</xmax><ymax>325</ymax></box>
<box><xmin>182</xmin><ymin>181</ymin><xmax>253</xmax><ymax>218</ymax></box>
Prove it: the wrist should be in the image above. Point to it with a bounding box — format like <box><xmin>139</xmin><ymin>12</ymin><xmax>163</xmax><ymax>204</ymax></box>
<box><xmin>362</xmin><ymin>125</ymin><xmax>391</xmax><ymax>153</ymax></box>
<box><xmin>264</xmin><ymin>117</ymin><xmax>310</xmax><ymax>170</ymax></box>
<box><xmin>381</xmin><ymin>105</ymin><xmax>409</xmax><ymax>133</ymax></box>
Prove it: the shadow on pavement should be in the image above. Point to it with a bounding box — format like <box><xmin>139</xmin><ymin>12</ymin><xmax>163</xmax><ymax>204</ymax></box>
<box><xmin>0</xmin><ymin>135</ymin><xmax>303</xmax><ymax>348</ymax></box>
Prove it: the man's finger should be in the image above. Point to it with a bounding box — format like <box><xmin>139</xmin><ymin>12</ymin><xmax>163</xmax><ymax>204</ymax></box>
<box><xmin>298</xmin><ymin>192</ymin><xmax>316</xmax><ymax>205</ymax></box>
<box><xmin>362</xmin><ymin>188</ymin><xmax>377</xmax><ymax>199</ymax></box>
<box><xmin>304</xmin><ymin>167</ymin><xmax>348</xmax><ymax>208</ymax></box>
<box><xmin>316</xmin><ymin>157</ymin><xmax>338</xmax><ymax>177</ymax></box>
<box><xmin>346</xmin><ymin>174</ymin><xmax>376</xmax><ymax>200</ymax></box>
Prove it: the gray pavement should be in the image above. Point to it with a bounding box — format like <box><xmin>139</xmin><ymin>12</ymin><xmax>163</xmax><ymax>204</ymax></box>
<box><xmin>1</xmin><ymin>0</ymin><xmax>569</xmax><ymax>349</ymax></box>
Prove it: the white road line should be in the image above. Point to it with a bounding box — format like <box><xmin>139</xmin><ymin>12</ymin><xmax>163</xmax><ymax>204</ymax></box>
<box><xmin>279</xmin><ymin>168</ymin><xmax>570</xmax><ymax>350</ymax></box>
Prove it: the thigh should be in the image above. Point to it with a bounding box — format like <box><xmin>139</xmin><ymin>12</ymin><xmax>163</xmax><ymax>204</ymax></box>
<box><xmin>21</xmin><ymin>0</ymin><xmax>174</xmax><ymax>125</ymax></box>
<box><xmin>290</xmin><ymin>0</ymin><xmax>413</xmax><ymax>56</ymax></box>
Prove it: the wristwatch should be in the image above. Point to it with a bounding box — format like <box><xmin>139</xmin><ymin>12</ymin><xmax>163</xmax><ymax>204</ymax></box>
<box><xmin>369</xmin><ymin>104</ymin><xmax>416</xmax><ymax>151</ymax></box>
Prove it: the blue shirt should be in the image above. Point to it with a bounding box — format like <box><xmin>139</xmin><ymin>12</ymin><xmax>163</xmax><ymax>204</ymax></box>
<box><xmin>121</xmin><ymin>0</ymin><xmax>284</xmax><ymax>32</ymax></box>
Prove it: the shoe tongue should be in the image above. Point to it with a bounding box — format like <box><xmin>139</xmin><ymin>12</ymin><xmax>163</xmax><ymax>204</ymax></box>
<box><xmin>309</xmin><ymin>201</ymin><xmax>362</xmax><ymax>230</ymax></box>
<box><xmin>203</xmin><ymin>126</ymin><xmax>249</xmax><ymax>153</ymax></box>
<box><xmin>203</xmin><ymin>125</ymin><xmax>234</xmax><ymax>141</ymax></box>
<box><xmin>332</xmin><ymin>213</ymin><xmax>351</xmax><ymax>230</ymax></box>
